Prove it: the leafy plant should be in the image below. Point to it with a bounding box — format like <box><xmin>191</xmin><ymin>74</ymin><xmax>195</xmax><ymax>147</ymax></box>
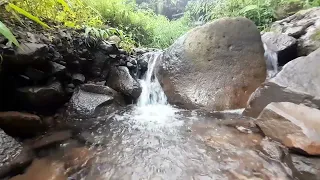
<box><xmin>6</xmin><ymin>3</ymin><xmax>50</xmax><ymax>28</ymax></box>
<box><xmin>0</xmin><ymin>20</ymin><xmax>19</xmax><ymax>47</ymax></box>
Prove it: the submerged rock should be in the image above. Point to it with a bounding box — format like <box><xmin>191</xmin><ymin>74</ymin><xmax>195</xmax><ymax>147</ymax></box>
<box><xmin>67</xmin><ymin>84</ymin><xmax>125</xmax><ymax>119</ymax></box>
<box><xmin>159</xmin><ymin>17</ymin><xmax>266</xmax><ymax>111</ymax></box>
<box><xmin>106</xmin><ymin>66</ymin><xmax>142</xmax><ymax>100</ymax></box>
<box><xmin>244</xmin><ymin>48</ymin><xmax>320</xmax><ymax>117</ymax></box>
<box><xmin>257</xmin><ymin>102</ymin><xmax>320</xmax><ymax>156</ymax></box>
<box><xmin>9</xmin><ymin>158</ymin><xmax>66</xmax><ymax>180</ymax></box>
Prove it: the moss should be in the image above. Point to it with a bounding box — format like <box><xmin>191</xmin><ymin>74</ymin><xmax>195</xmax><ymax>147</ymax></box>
<box><xmin>311</xmin><ymin>29</ymin><xmax>320</xmax><ymax>41</ymax></box>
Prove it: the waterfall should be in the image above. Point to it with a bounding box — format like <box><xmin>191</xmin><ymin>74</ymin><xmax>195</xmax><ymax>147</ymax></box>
<box><xmin>137</xmin><ymin>51</ymin><xmax>167</xmax><ymax>106</ymax></box>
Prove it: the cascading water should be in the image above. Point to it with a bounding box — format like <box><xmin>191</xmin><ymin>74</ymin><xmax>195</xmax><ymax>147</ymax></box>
<box><xmin>137</xmin><ymin>51</ymin><xmax>167</xmax><ymax>106</ymax></box>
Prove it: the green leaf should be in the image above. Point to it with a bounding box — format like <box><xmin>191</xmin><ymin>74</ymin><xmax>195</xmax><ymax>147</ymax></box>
<box><xmin>239</xmin><ymin>5</ymin><xmax>259</xmax><ymax>14</ymax></box>
<box><xmin>8</xmin><ymin>3</ymin><xmax>50</xmax><ymax>29</ymax></box>
<box><xmin>0</xmin><ymin>21</ymin><xmax>20</xmax><ymax>47</ymax></box>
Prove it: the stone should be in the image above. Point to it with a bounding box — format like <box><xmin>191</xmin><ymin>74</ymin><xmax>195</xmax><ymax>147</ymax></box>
<box><xmin>106</xmin><ymin>66</ymin><xmax>142</xmax><ymax>100</ymax></box>
<box><xmin>262</xmin><ymin>32</ymin><xmax>298</xmax><ymax>66</ymax></box>
<box><xmin>72</xmin><ymin>73</ymin><xmax>86</xmax><ymax>85</ymax></box>
<box><xmin>9</xmin><ymin>158</ymin><xmax>67</xmax><ymax>180</ymax></box>
<box><xmin>0</xmin><ymin>112</ymin><xmax>45</xmax><ymax>137</ymax></box>
<box><xmin>24</xmin><ymin>68</ymin><xmax>47</xmax><ymax>82</ymax></box>
<box><xmin>50</xmin><ymin>62</ymin><xmax>66</xmax><ymax>76</ymax></box>
<box><xmin>243</xmin><ymin>48</ymin><xmax>320</xmax><ymax>117</ymax></box>
<box><xmin>271</xmin><ymin>7</ymin><xmax>320</xmax><ymax>56</ymax></box>
<box><xmin>27</xmin><ymin>130</ymin><xmax>72</xmax><ymax>149</ymax></box>
<box><xmin>256</xmin><ymin>102</ymin><xmax>320</xmax><ymax>156</ymax></box>
<box><xmin>16</xmin><ymin>81</ymin><xmax>66</xmax><ymax>112</ymax></box>
<box><xmin>67</xmin><ymin>84</ymin><xmax>125</xmax><ymax>119</ymax></box>
<box><xmin>0</xmin><ymin>129</ymin><xmax>33</xmax><ymax>178</ymax></box>
<box><xmin>11</xmin><ymin>43</ymin><xmax>48</xmax><ymax>65</ymax></box>
<box><xmin>159</xmin><ymin>17</ymin><xmax>266</xmax><ymax>111</ymax></box>
<box><xmin>99</xmin><ymin>41</ymin><xmax>117</xmax><ymax>54</ymax></box>
<box><xmin>290</xmin><ymin>154</ymin><xmax>320</xmax><ymax>180</ymax></box>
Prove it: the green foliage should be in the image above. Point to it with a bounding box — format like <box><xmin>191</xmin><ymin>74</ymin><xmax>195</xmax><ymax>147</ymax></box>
<box><xmin>8</xmin><ymin>0</ymin><xmax>103</xmax><ymax>28</ymax></box>
<box><xmin>84</xmin><ymin>26</ymin><xmax>135</xmax><ymax>52</ymax></box>
<box><xmin>82</xmin><ymin>0</ymin><xmax>190</xmax><ymax>48</ymax></box>
<box><xmin>185</xmin><ymin>0</ymin><xmax>318</xmax><ymax>30</ymax></box>
<box><xmin>0</xmin><ymin>20</ymin><xmax>19</xmax><ymax>47</ymax></box>
<box><xmin>7</xmin><ymin>3</ymin><xmax>50</xmax><ymax>28</ymax></box>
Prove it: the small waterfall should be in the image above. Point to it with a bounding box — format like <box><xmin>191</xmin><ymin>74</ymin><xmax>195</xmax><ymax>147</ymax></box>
<box><xmin>263</xmin><ymin>43</ymin><xmax>278</xmax><ymax>78</ymax></box>
<box><xmin>137</xmin><ymin>52</ymin><xmax>167</xmax><ymax>106</ymax></box>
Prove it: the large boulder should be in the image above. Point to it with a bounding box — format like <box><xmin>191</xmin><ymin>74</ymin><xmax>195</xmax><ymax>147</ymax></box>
<box><xmin>271</xmin><ymin>7</ymin><xmax>320</xmax><ymax>56</ymax></box>
<box><xmin>257</xmin><ymin>102</ymin><xmax>320</xmax><ymax>156</ymax></box>
<box><xmin>67</xmin><ymin>84</ymin><xmax>125</xmax><ymax>120</ymax></box>
<box><xmin>243</xmin><ymin>48</ymin><xmax>320</xmax><ymax>117</ymax></box>
<box><xmin>106</xmin><ymin>66</ymin><xmax>142</xmax><ymax>100</ymax></box>
<box><xmin>159</xmin><ymin>17</ymin><xmax>266</xmax><ymax>111</ymax></box>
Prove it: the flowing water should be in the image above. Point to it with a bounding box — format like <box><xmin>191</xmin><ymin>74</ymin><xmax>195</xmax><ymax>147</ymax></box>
<box><xmin>66</xmin><ymin>52</ymin><xmax>294</xmax><ymax>180</ymax></box>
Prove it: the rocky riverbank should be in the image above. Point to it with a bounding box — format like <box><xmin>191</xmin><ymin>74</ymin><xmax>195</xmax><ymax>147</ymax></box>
<box><xmin>0</xmin><ymin>6</ymin><xmax>320</xmax><ymax>180</ymax></box>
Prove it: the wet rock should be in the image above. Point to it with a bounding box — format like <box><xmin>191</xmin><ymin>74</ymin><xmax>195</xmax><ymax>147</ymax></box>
<box><xmin>244</xmin><ymin>48</ymin><xmax>320</xmax><ymax>117</ymax></box>
<box><xmin>27</xmin><ymin>130</ymin><xmax>72</xmax><ymax>150</ymax></box>
<box><xmin>24</xmin><ymin>68</ymin><xmax>47</xmax><ymax>82</ymax></box>
<box><xmin>290</xmin><ymin>154</ymin><xmax>320</xmax><ymax>180</ymax></box>
<box><xmin>91</xmin><ymin>51</ymin><xmax>109</xmax><ymax>78</ymax></box>
<box><xmin>67</xmin><ymin>84</ymin><xmax>125</xmax><ymax>118</ymax></box>
<box><xmin>0</xmin><ymin>129</ymin><xmax>33</xmax><ymax>178</ymax></box>
<box><xmin>0</xmin><ymin>112</ymin><xmax>45</xmax><ymax>137</ymax></box>
<box><xmin>99</xmin><ymin>41</ymin><xmax>117</xmax><ymax>54</ymax></box>
<box><xmin>106</xmin><ymin>66</ymin><xmax>142</xmax><ymax>100</ymax></box>
<box><xmin>271</xmin><ymin>7</ymin><xmax>320</xmax><ymax>55</ymax></box>
<box><xmin>262</xmin><ymin>32</ymin><xmax>298</xmax><ymax>66</ymax></box>
<box><xmin>256</xmin><ymin>102</ymin><xmax>320</xmax><ymax>156</ymax></box>
<box><xmin>50</xmin><ymin>62</ymin><xmax>66</xmax><ymax>76</ymax></box>
<box><xmin>16</xmin><ymin>81</ymin><xmax>66</xmax><ymax>112</ymax></box>
<box><xmin>10</xmin><ymin>43</ymin><xmax>48</xmax><ymax>65</ymax></box>
<box><xmin>72</xmin><ymin>73</ymin><xmax>85</xmax><ymax>85</ymax></box>
<box><xmin>9</xmin><ymin>158</ymin><xmax>67</xmax><ymax>180</ymax></box>
<box><xmin>159</xmin><ymin>17</ymin><xmax>266</xmax><ymax>111</ymax></box>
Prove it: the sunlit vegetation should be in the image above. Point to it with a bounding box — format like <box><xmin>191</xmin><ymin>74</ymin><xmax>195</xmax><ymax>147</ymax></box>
<box><xmin>1</xmin><ymin>0</ymin><xmax>320</xmax><ymax>50</ymax></box>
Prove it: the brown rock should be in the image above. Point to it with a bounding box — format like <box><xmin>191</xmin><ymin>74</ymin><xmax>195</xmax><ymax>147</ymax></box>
<box><xmin>27</xmin><ymin>130</ymin><xmax>72</xmax><ymax>149</ymax></box>
<box><xmin>244</xmin><ymin>48</ymin><xmax>320</xmax><ymax>118</ymax></box>
<box><xmin>10</xmin><ymin>158</ymin><xmax>66</xmax><ymax>180</ymax></box>
<box><xmin>256</xmin><ymin>102</ymin><xmax>320</xmax><ymax>156</ymax></box>
<box><xmin>0</xmin><ymin>112</ymin><xmax>44</xmax><ymax>136</ymax></box>
<box><xmin>159</xmin><ymin>17</ymin><xmax>266</xmax><ymax>111</ymax></box>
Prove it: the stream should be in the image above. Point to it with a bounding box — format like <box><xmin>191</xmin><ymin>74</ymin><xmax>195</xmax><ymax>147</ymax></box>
<box><xmin>61</xmin><ymin>52</ymin><xmax>295</xmax><ymax>180</ymax></box>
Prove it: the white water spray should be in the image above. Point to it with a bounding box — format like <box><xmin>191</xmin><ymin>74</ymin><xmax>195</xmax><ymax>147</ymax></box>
<box><xmin>137</xmin><ymin>52</ymin><xmax>168</xmax><ymax>106</ymax></box>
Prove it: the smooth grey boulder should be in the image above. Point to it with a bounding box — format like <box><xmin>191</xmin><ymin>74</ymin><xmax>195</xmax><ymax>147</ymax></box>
<box><xmin>159</xmin><ymin>17</ymin><xmax>266</xmax><ymax>111</ymax></box>
<box><xmin>106</xmin><ymin>66</ymin><xmax>142</xmax><ymax>100</ymax></box>
<box><xmin>244</xmin><ymin>48</ymin><xmax>320</xmax><ymax>118</ymax></box>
